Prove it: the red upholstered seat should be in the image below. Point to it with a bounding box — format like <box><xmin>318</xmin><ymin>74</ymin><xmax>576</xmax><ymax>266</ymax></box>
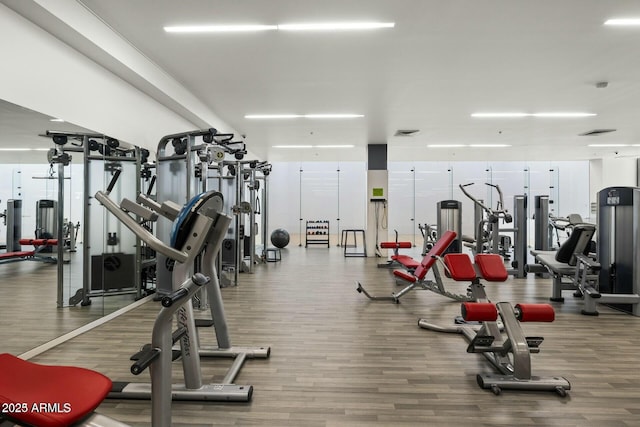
<box><xmin>392</xmin><ymin>255</ymin><xmax>420</xmax><ymax>269</ymax></box>
<box><xmin>443</xmin><ymin>254</ymin><xmax>477</xmax><ymax>281</ymax></box>
<box><xmin>19</xmin><ymin>238</ymin><xmax>58</xmax><ymax>246</ymax></box>
<box><xmin>380</xmin><ymin>241</ymin><xmax>412</xmax><ymax>249</ymax></box>
<box><xmin>474</xmin><ymin>254</ymin><xmax>509</xmax><ymax>282</ymax></box>
<box><xmin>412</xmin><ymin>231</ymin><xmax>456</xmax><ymax>281</ymax></box>
<box><xmin>0</xmin><ymin>251</ymin><xmax>35</xmax><ymax>260</ymax></box>
<box><xmin>0</xmin><ymin>353</ymin><xmax>111</xmax><ymax>427</ymax></box>
<box><xmin>393</xmin><ymin>269</ymin><xmax>417</xmax><ymax>283</ymax></box>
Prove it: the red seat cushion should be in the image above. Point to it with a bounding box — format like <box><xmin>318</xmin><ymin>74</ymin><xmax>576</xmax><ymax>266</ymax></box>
<box><xmin>412</xmin><ymin>230</ymin><xmax>457</xmax><ymax>280</ymax></box>
<box><xmin>443</xmin><ymin>254</ymin><xmax>477</xmax><ymax>281</ymax></box>
<box><xmin>393</xmin><ymin>269</ymin><xmax>417</xmax><ymax>283</ymax></box>
<box><xmin>0</xmin><ymin>251</ymin><xmax>35</xmax><ymax>260</ymax></box>
<box><xmin>0</xmin><ymin>354</ymin><xmax>111</xmax><ymax>427</ymax></box>
<box><xmin>380</xmin><ymin>241</ymin><xmax>412</xmax><ymax>249</ymax></box>
<box><xmin>474</xmin><ymin>254</ymin><xmax>509</xmax><ymax>282</ymax></box>
<box><xmin>391</xmin><ymin>255</ymin><xmax>420</xmax><ymax>269</ymax></box>
<box><xmin>19</xmin><ymin>238</ymin><xmax>58</xmax><ymax>246</ymax></box>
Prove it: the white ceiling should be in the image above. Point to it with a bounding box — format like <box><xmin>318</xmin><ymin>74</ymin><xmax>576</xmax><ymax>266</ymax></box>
<box><xmin>6</xmin><ymin>0</ymin><xmax>640</xmax><ymax>162</ymax></box>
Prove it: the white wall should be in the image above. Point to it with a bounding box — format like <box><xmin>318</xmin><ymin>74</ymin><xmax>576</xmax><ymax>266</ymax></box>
<box><xmin>0</xmin><ymin>3</ymin><xmax>196</xmax><ymax>151</ymax></box>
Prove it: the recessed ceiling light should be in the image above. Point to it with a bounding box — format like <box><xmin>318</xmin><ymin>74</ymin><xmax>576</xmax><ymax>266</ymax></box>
<box><xmin>471</xmin><ymin>112</ymin><xmax>596</xmax><ymax>118</ymax></box>
<box><xmin>427</xmin><ymin>144</ymin><xmax>466</xmax><ymax>148</ymax></box>
<box><xmin>164</xmin><ymin>24</ymin><xmax>278</xmax><ymax>33</ymax></box>
<box><xmin>305</xmin><ymin>114</ymin><xmax>364</xmax><ymax>119</ymax></box>
<box><xmin>604</xmin><ymin>19</ymin><xmax>640</xmax><ymax>26</ymax></box>
<box><xmin>0</xmin><ymin>148</ymin><xmax>49</xmax><ymax>151</ymax></box>
<box><xmin>165</xmin><ymin>22</ymin><xmax>394</xmax><ymax>33</ymax></box>
<box><xmin>273</xmin><ymin>144</ymin><xmax>355</xmax><ymax>149</ymax></box>
<box><xmin>49</xmin><ymin>118</ymin><xmax>65</xmax><ymax>122</ymax></box>
<box><xmin>469</xmin><ymin>144</ymin><xmax>512</xmax><ymax>148</ymax></box>
<box><xmin>272</xmin><ymin>145</ymin><xmax>313</xmax><ymax>148</ymax></box>
<box><xmin>531</xmin><ymin>112</ymin><xmax>596</xmax><ymax>118</ymax></box>
<box><xmin>246</xmin><ymin>114</ymin><xmax>363</xmax><ymax>119</ymax></box>
<box><xmin>471</xmin><ymin>113</ymin><xmax>528</xmax><ymax>118</ymax></box>
<box><xmin>315</xmin><ymin>145</ymin><xmax>355</xmax><ymax>148</ymax></box>
<box><xmin>278</xmin><ymin>22</ymin><xmax>395</xmax><ymax>31</ymax></box>
<box><xmin>587</xmin><ymin>144</ymin><xmax>629</xmax><ymax>147</ymax></box>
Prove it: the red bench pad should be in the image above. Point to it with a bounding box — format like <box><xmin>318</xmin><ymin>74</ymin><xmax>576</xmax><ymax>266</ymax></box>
<box><xmin>0</xmin><ymin>251</ymin><xmax>35</xmax><ymax>260</ymax></box>
<box><xmin>393</xmin><ymin>269</ymin><xmax>417</xmax><ymax>283</ymax></box>
<box><xmin>461</xmin><ymin>302</ymin><xmax>498</xmax><ymax>322</ymax></box>
<box><xmin>474</xmin><ymin>254</ymin><xmax>509</xmax><ymax>282</ymax></box>
<box><xmin>380</xmin><ymin>241</ymin><xmax>412</xmax><ymax>249</ymax></box>
<box><xmin>443</xmin><ymin>254</ymin><xmax>477</xmax><ymax>281</ymax></box>
<box><xmin>19</xmin><ymin>239</ymin><xmax>58</xmax><ymax>246</ymax></box>
<box><xmin>391</xmin><ymin>255</ymin><xmax>420</xmax><ymax>269</ymax></box>
<box><xmin>412</xmin><ymin>231</ymin><xmax>457</xmax><ymax>280</ymax></box>
<box><xmin>515</xmin><ymin>304</ymin><xmax>555</xmax><ymax>322</ymax></box>
<box><xmin>0</xmin><ymin>353</ymin><xmax>111</xmax><ymax>427</ymax></box>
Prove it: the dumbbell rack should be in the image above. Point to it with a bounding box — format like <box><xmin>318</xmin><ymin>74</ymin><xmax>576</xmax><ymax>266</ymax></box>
<box><xmin>305</xmin><ymin>220</ymin><xmax>330</xmax><ymax>248</ymax></box>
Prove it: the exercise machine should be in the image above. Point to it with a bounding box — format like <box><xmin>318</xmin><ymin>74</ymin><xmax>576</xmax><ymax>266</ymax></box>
<box><xmin>357</xmin><ymin>231</ymin><xmax>472</xmax><ymax>303</ymax></box>
<box><xmin>418</xmin><ymin>253</ymin><xmax>570</xmax><ymax>396</ymax></box>
<box><xmin>0</xmin><ymin>276</ymin><xmax>205</xmax><ymax>427</ymax></box>
<box><xmin>459</xmin><ymin>183</ymin><xmax>527</xmax><ymax>278</ymax></box>
<box><xmin>96</xmin><ymin>170</ymin><xmax>269</xmax><ymax>402</ymax></box>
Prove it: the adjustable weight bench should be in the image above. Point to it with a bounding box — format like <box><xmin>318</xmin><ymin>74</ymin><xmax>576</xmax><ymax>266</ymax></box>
<box><xmin>0</xmin><ymin>239</ymin><xmax>59</xmax><ymax>264</ymax></box>
<box><xmin>419</xmin><ymin>253</ymin><xmax>570</xmax><ymax>396</ymax></box>
<box><xmin>357</xmin><ymin>231</ymin><xmax>471</xmax><ymax>303</ymax></box>
<box><xmin>377</xmin><ymin>230</ymin><xmax>416</xmax><ymax>269</ymax></box>
<box><xmin>0</xmin><ymin>353</ymin><xmax>128</xmax><ymax>426</ymax></box>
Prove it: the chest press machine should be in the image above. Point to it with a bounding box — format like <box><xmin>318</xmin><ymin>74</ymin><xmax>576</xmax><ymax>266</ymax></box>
<box><xmin>419</xmin><ymin>253</ymin><xmax>570</xmax><ymax>396</ymax></box>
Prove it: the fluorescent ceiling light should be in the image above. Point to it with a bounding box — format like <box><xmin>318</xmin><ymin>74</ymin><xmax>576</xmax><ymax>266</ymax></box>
<box><xmin>245</xmin><ymin>114</ymin><xmax>302</xmax><ymax>119</ymax></box>
<box><xmin>305</xmin><ymin>114</ymin><xmax>364</xmax><ymax>119</ymax></box>
<box><xmin>272</xmin><ymin>144</ymin><xmax>355</xmax><ymax>149</ymax></box>
<box><xmin>427</xmin><ymin>144</ymin><xmax>511</xmax><ymax>148</ymax></box>
<box><xmin>531</xmin><ymin>112</ymin><xmax>596</xmax><ymax>118</ymax></box>
<box><xmin>472</xmin><ymin>112</ymin><xmax>596</xmax><ymax>118</ymax></box>
<box><xmin>165</xmin><ymin>22</ymin><xmax>394</xmax><ymax>33</ymax></box>
<box><xmin>49</xmin><ymin>118</ymin><xmax>65</xmax><ymax>122</ymax></box>
<box><xmin>164</xmin><ymin>24</ymin><xmax>277</xmax><ymax>33</ymax></box>
<box><xmin>604</xmin><ymin>19</ymin><xmax>640</xmax><ymax>26</ymax></box>
<box><xmin>0</xmin><ymin>148</ymin><xmax>49</xmax><ymax>151</ymax></box>
<box><xmin>278</xmin><ymin>22</ymin><xmax>395</xmax><ymax>31</ymax></box>
<box><xmin>471</xmin><ymin>113</ymin><xmax>528</xmax><ymax>118</ymax></box>
<box><xmin>272</xmin><ymin>145</ymin><xmax>313</xmax><ymax>148</ymax></box>
<box><xmin>246</xmin><ymin>114</ymin><xmax>363</xmax><ymax>119</ymax></box>
<box><xmin>315</xmin><ymin>145</ymin><xmax>355</xmax><ymax>148</ymax></box>
<box><xmin>587</xmin><ymin>144</ymin><xmax>629</xmax><ymax>147</ymax></box>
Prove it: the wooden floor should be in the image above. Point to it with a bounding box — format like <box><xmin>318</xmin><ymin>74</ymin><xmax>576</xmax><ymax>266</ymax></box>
<box><xmin>18</xmin><ymin>246</ymin><xmax>640</xmax><ymax>426</ymax></box>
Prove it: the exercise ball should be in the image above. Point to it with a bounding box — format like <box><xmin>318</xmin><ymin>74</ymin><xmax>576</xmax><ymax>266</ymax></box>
<box><xmin>270</xmin><ymin>228</ymin><xmax>290</xmax><ymax>248</ymax></box>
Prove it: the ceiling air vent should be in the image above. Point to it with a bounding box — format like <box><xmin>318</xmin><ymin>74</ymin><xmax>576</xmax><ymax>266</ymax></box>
<box><xmin>579</xmin><ymin>129</ymin><xmax>617</xmax><ymax>136</ymax></box>
<box><xmin>394</xmin><ymin>129</ymin><xmax>421</xmax><ymax>137</ymax></box>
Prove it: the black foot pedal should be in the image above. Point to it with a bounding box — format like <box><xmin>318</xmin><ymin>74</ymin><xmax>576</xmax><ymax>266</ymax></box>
<box><xmin>525</xmin><ymin>336</ymin><xmax>544</xmax><ymax>348</ymax></box>
<box><xmin>467</xmin><ymin>335</ymin><xmax>495</xmax><ymax>352</ymax></box>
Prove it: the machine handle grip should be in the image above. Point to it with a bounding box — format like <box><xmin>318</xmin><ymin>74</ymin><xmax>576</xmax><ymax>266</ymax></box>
<box><xmin>161</xmin><ymin>289</ymin><xmax>188</xmax><ymax>307</ymax></box>
<box><xmin>131</xmin><ymin>348</ymin><xmax>160</xmax><ymax>375</ymax></box>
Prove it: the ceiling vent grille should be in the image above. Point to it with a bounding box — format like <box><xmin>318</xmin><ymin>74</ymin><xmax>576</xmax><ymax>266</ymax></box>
<box><xmin>394</xmin><ymin>129</ymin><xmax>421</xmax><ymax>137</ymax></box>
<box><xmin>579</xmin><ymin>129</ymin><xmax>617</xmax><ymax>136</ymax></box>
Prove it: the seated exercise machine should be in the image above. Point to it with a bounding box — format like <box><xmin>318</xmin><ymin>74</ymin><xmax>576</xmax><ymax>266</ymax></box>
<box><xmin>0</xmin><ymin>275</ymin><xmax>205</xmax><ymax>427</ymax></box>
<box><xmin>357</xmin><ymin>231</ymin><xmax>471</xmax><ymax>303</ymax></box>
<box><xmin>377</xmin><ymin>230</ymin><xmax>415</xmax><ymax>269</ymax></box>
<box><xmin>419</xmin><ymin>253</ymin><xmax>570</xmax><ymax>396</ymax></box>
<box><xmin>95</xmin><ymin>169</ymin><xmax>270</xmax><ymax>402</ymax></box>
<box><xmin>459</xmin><ymin>183</ymin><xmax>527</xmax><ymax>278</ymax></box>
<box><xmin>531</xmin><ymin>222</ymin><xmax>640</xmax><ymax>316</ymax></box>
